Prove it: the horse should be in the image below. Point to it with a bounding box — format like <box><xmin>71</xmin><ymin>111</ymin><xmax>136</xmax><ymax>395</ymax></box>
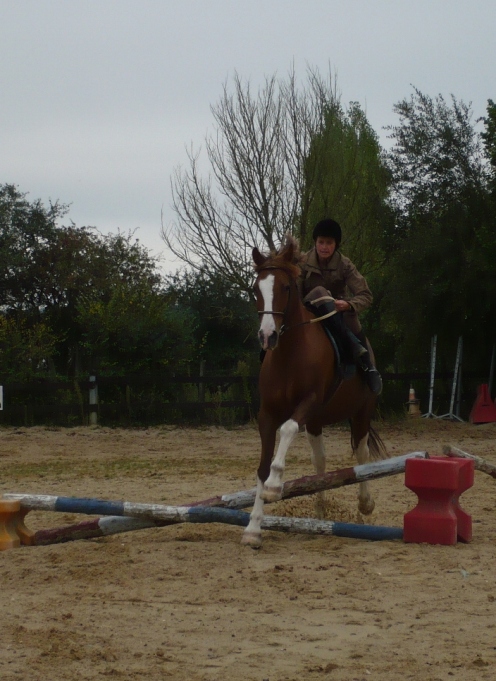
<box><xmin>241</xmin><ymin>236</ymin><xmax>386</xmax><ymax>548</ymax></box>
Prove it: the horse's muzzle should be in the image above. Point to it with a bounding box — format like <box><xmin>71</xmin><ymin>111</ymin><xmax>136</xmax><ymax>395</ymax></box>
<box><xmin>258</xmin><ymin>329</ymin><xmax>279</xmax><ymax>351</ymax></box>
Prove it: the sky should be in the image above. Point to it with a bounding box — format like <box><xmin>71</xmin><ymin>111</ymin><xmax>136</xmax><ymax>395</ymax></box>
<box><xmin>1</xmin><ymin>0</ymin><xmax>495</xmax><ymax>273</ymax></box>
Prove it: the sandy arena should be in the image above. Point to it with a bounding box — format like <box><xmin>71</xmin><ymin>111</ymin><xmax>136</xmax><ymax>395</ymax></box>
<box><xmin>1</xmin><ymin>418</ymin><xmax>496</xmax><ymax>681</ymax></box>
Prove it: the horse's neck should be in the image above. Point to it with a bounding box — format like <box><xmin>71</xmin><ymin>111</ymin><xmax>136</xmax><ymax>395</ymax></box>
<box><xmin>289</xmin><ymin>293</ymin><xmax>311</xmax><ymax>324</ymax></box>
<box><xmin>279</xmin><ymin>294</ymin><xmax>312</xmax><ymax>338</ymax></box>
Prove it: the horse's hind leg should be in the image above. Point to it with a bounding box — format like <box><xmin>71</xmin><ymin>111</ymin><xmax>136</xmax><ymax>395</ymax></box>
<box><xmin>351</xmin><ymin>418</ymin><xmax>375</xmax><ymax>516</ymax></box>
<box><xmin>306</xmin><ymin>427</ymin><xmax>327</xmax><ymax>519</ymax></box>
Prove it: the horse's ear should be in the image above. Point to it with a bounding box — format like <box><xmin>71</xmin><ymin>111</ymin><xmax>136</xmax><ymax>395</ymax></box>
<box><xmin>283</xmin><ymin>241</ymin><xmax>294</xmax><ymax>262</ymax></box>
<box><xmin>253</xmin><ymin>247</ymin><xmax>267</xmax><ymax>267</ymax></box>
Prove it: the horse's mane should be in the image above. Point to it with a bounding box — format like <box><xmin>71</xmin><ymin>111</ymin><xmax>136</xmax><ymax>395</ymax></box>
<box><xmin>254</xmin><ymin>234</ymin><xmax>302</xmax><ymax>278</ymax></box>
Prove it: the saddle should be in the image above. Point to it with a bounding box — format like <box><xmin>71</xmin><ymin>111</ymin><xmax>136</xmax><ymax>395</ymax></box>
<box><xmin>320</xmin><ymin>324</ymin><xmax>357</xmax><ymax>381</ymax></box>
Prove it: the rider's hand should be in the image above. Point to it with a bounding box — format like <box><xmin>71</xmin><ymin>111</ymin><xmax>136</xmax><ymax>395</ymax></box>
<box><xmin>335</xmin><ymin>300</ymin><xmax>351</xmax><ymax>312</ymax></box>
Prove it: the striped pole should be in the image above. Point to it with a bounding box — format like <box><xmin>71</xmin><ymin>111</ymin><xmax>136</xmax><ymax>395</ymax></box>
<box><xmin>21</xmin><ymin>506</ymin><xmax>403</xmax><ymax>544</ymax></box>
<box><xmin>3</xmin><ymin>451</ymin><xmax>426</xmax><ymax>546</ymax></box>
<box><xmin>443</xmin><ymin>444</ymin><xmax>496</xmax><ymax>479</ymax></box>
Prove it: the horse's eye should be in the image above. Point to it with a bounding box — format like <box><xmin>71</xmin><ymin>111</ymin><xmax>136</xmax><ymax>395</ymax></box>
<box><xmin>284</xmin><ymin>285</ymin><xmax>290</xmax><ymax>292</ymax></box>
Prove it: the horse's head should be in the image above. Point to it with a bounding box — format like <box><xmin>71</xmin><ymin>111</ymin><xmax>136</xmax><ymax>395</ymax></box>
<box><xmin>252</xmin><ymin>237</ymin><xmax>301</xmax><ymax>351</ymax></box>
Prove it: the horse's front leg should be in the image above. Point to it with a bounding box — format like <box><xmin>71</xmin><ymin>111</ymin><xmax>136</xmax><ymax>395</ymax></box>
<box><xmin>262</xmin><ymin>394</ymin><xmax>319</xmax><ymax>502</ymax></box>
<box><xmin>306</xmin><ymin>427</ymin><xmax>327</xmax><ymax>519</ymax></box>
<box><xmin>261</xmin><ymin>418</ymin><xmax>299</xmax><ymax>502</ymax></box>
<box><xmin>241</xmin><ymin>478</ymin><xmax>266</xmax><ymax>548</ymax></box>
<box><xmin>241</xmin><ymin>411</ymin><xmax>277</xmax><ymax>548</ymax></box>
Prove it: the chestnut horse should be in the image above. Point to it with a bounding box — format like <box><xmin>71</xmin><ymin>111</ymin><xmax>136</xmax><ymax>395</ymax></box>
<box><xmin>241</xmin><ymin>237</ymin><xmax>385</xmax><ymax>548</ymax></box>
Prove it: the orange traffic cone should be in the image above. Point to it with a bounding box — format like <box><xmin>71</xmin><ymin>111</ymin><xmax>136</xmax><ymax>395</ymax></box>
<box><xmin>407</xmin><ymin>387</ymin><xmax>421</xmax><ymax>417</ymax></box>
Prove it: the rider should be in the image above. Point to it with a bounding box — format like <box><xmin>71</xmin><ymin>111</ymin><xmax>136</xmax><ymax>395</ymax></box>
<box><xmin>297</xmin><ymin>218</ymin><xmax>382</xmax><ymax>395</ymax></box>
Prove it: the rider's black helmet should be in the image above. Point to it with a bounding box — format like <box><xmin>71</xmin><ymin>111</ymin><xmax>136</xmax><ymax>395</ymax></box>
<box><xmin>312</xmin><ymin>219</ymin><xmax>342</xmax><ymax>248</ymax></box>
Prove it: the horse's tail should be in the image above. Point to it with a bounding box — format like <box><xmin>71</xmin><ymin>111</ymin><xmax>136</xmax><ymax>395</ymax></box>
<box><xmin>367</xmin><ymin>425</ymin><xmax>387</xmax><ymax>460</ymax></box>
<box><xmin>349</xmin><ymin>421</ymin><xmax>387</xmax><ymax>460</ymax></box>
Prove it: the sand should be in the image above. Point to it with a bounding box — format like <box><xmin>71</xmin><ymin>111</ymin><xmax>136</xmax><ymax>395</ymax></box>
<box><xmin>1</xmin><ymin>418</ymin><xmax>496</xmax><ymax>681</ymax></box>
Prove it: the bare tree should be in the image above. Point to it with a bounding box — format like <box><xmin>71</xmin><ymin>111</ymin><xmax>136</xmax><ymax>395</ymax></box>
<box><xmin>162</xmin><ymin>65</ymin><xmax>340</xmax><ymax>295</ymax></box>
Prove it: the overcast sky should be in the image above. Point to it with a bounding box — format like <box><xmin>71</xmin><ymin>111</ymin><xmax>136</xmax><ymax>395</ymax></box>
<box><xmin>2</xmin><ymin>0</ymin><xmax>495</xmax><ymax>272</ymax></box>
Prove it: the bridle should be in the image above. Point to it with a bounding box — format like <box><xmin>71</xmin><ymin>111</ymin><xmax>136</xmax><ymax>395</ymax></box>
<box><xmin>255</xmin><ymin>265</ymin><xmax>336</xmax><ymax>335</ymax></box>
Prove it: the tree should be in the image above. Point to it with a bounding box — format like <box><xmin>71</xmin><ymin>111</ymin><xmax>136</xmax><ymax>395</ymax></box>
<box><xmin>163</xmin><ymin>268</ymin><xmax>258</xmax><ymax>372</ymax></box>
<box><xmin>301</xmin><ymin>100</ymin><xmax>392</xmax><ymax>275</ymax></box>
<box><xmin>0</xmin><ymin>184</ymin><xmax>195</xmax><ymax>378</ymax></box>
<box><xmin>163</xmin><ymin>66</ymin><xmax>388</xmax><ymax>296</ymax></box>
<box><xmin>0</xmin><ymin>316</ymin><xmax>60</xmax><ymax>380</ymax></box>
<box><xmin>481</xmin><ymin>99</ymin><xmax>496</xmax><ymax>178</ymax></box>
<box><xmin>0</xmin><ymin>184</ymin><xmax>67</xmax><ymax>311</ymax></box>
<box><xmin>77</xmin><ymin>281</ymin><xmax>196</xmax><ymax>375</ymax></box>
<box><xmin>382</xmin><ymin>89</ymin><xmax>495</xmax><ymax>371</ymax></box>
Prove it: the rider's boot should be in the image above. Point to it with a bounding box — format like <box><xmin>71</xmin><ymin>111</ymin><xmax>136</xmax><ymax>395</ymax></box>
<box><xmin>354</xmin><ymin>331</ymin><xmax>383</xmax><ymax>396</ymax></box>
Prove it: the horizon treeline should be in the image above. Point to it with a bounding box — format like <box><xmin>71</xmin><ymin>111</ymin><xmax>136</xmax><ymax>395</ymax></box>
<box><xmin>2</xmin><ymin>83</ymin><xmax>496</xmax><ymax>386</ymax></box>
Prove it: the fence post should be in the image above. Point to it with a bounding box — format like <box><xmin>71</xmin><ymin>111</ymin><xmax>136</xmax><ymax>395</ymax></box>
<box><xmin>489</xmin><ymin>344</ymin><xmax>495</xmax><ymax>398</ymax></box>
<box><xmin>198</xmin><ymin>360</ymin><xmax>205</xmax><ymax>402</ymax></box>
<box><xmin>89</xmin><ymin>375</ymin><xmax>98</xmax><ymax>426</ymax></box>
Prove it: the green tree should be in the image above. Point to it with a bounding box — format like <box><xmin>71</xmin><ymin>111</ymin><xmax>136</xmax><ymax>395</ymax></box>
<box><xmin>383</xmin><ymin>89</ymin><xmax>495</xmax><ymax>371</ymax></box>
<box><xmin>0</xmin><ymin>316</ymin><xmax>60</xmax><ymax>380</ymax></box>
<box><xmin>1</xmin><ymin>184</ymin><xmax>196</xmax><ymax>379</ymax></box>
<box><xmin>163</xmin><ymin>268</ymin><xmax>258</xmax><ymax>372</ymax></box>
<box><xmin>301</xmin><ymin>100</ymin><xmax>392</xmax><ymax>274</ymax></box>
<box><xmin>77</xmin><ymin>281</ymin><xmax>196</xmax><ymax>375</ymax></box>
<box><xmin>0</xmin><ymin>184</ymin><xmax>67</xmax><ymax>311</ymax></box>
<box><xmin>481</xmin><ymin>99</ymin><xmax>496</xmax><ymax>178</ymax></box>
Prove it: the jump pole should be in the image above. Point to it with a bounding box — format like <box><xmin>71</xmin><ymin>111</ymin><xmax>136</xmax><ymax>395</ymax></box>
<box><xmin>3</xmin><ymin>451</ymin><xmax>427</xmax><ymax>546</ymax></box>
<box><xmin>2</xmin><ymin>504</ymin><xmax>403</xmax><ymax>545</ymax></box>
<box><xmin>443</xmin><ymin>444</ymin><xmax>496</xmax><ymax>480</ymax></box>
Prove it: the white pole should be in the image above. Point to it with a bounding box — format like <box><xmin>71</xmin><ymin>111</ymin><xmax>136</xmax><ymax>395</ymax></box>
<box><xmin>438</xmin><ymin>337</ymin><xmax>464</xmax><ymax>422</ymax></box>
<box><xmin>0</xmin><ymin>385</ymin><xmax>3</xmax><ymax>411</ymax></box>
<box><xmin>422</xmin><ymin>335</ymin><xmax>437</xmax><ymax>418</ymax></box>
<box><xmin>89</xmin><ymin>375</ymin><xmax>98</xmax><ymax>426</ymax></box>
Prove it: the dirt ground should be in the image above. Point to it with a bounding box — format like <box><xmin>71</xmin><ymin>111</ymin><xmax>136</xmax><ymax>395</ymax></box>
<box><xmin>1</xmin><ymin>418</ymin><xmax>496</xmax><ymax>681</ymax></box>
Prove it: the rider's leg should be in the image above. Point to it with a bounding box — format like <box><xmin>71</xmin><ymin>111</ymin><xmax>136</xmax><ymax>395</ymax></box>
<box><xmin>304</xmin><ymin>288</ymin><xmax>364</xmax><ymax>364</ymax></box>
<box><xmin>304</xmin><ymin>288</ymin><xmax>382</xmax><ymax>395</ymax></box>
<box><xmin>347</xmin><ymin>326</ymin><xmax>382</xmax><ymax>396</ymax></box>
<box><xmin>342</xmin><ymin>307</ymin><xmax>382</xmax><ymax>396</ymax></box>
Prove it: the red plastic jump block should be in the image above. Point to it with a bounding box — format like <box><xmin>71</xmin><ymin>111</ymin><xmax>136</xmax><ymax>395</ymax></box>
<box><xmin>403</xmin><ymin>456</ymin><xmax>474</xmax><ymax>545</ymax></box>
<box><xmin>469</xmin><ymin>384</ymin><xmax>496</xmax><ymax>424</ymax></box>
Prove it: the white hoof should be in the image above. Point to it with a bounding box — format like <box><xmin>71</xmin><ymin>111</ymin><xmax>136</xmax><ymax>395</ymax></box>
<box><xmin>240</xmin><ymin>531</ymin><xmax>262</xmax><ymax>549</ymax></box>
<box><xmin>261</xmin><ymin>485</ymin><xmax>283</xmax><ymax>502</ymax></box>
<box><xmin>359</xmin><ymin>497</ymin><xmax>375</xmax><ymax>515</ymax></box>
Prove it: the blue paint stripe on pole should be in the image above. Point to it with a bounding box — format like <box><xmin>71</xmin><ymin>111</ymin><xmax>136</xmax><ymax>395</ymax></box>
<box><xmin>187</xmin><ymin>506</ymin><xmax>251</xmax><ymax>526</ymax></box>
<box><xmin>332</xmin><ymin>523</ymin><xmax>403</xmax><ymax>541</ymax></box>
<box><xmin>53</xmin><ymin>497</ymin><xmax>125</xmax><ymax>516</ymax></box>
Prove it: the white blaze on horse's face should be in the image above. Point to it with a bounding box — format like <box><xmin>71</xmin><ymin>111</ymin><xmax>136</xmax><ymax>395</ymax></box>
<box><xmin>258</xmin><ymin>274</ymin><xmax>279</xmax><ymax>350</ymax></box>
